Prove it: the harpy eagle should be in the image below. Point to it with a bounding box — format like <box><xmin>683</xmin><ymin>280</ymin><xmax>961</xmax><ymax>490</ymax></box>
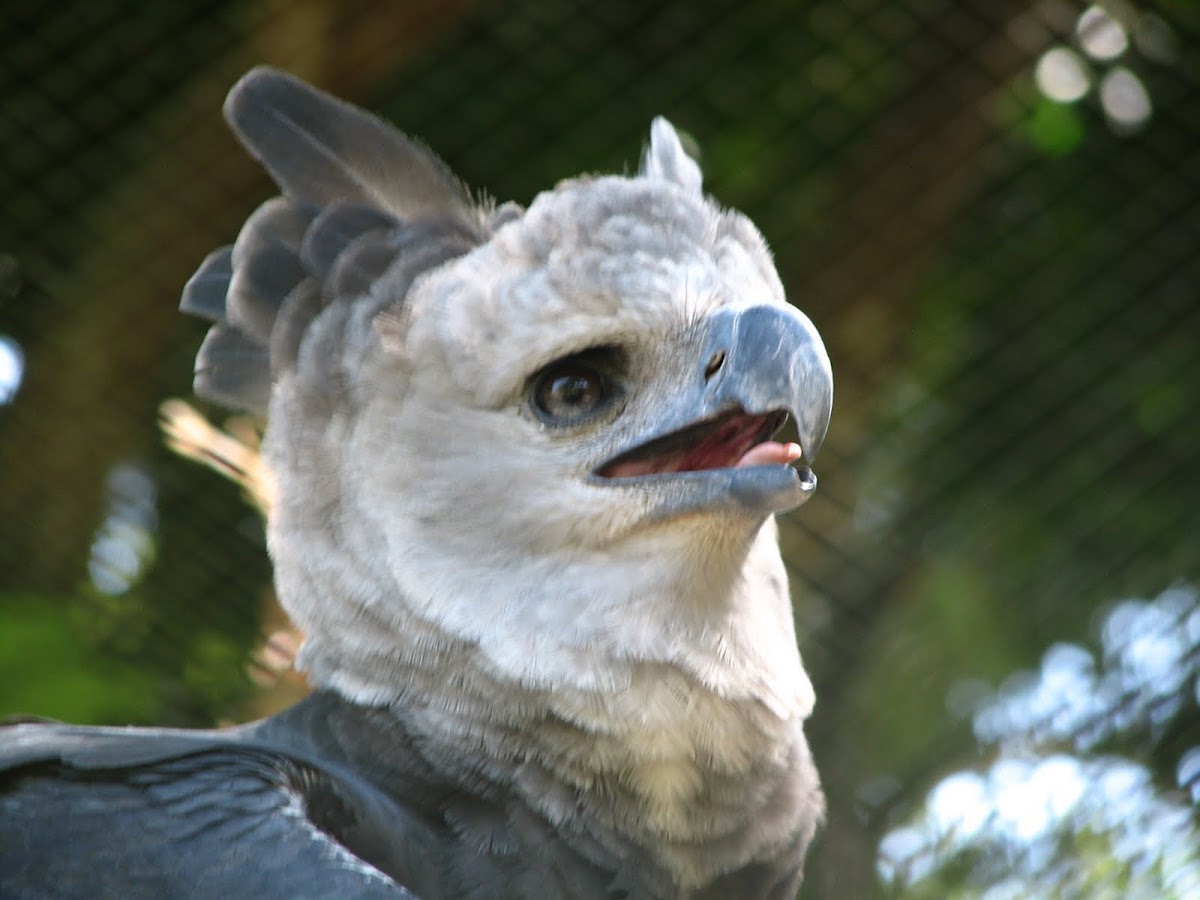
<box><xmin>0</xmin><ymin>67</ymin><xmax>832</xmax><ymax>899</ymax></box>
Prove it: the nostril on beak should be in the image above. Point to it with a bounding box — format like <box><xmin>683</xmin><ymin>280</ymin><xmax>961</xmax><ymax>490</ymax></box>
<box><xmin>704</xmin><ymin>349</ymin><xmax>726</xmax><ymax>380</ymax></box>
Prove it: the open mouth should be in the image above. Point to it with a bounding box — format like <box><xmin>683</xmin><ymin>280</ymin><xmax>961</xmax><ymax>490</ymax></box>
<box><xmin>596</xmin><ymin>409</ymin><xmax>801</xmax><ymax>479</ymax></box>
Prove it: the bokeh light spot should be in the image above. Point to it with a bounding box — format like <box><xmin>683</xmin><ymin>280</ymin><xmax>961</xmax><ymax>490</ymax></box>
<box><xmin>1077</xmin><ymin>6</ymin><xmax>1128</xmax><ymax>61</ymax></box>
<box><xmin>0</xmin><ymin>336</ymin><xmax>23</xmax><ymax>405</ymax></box>
<box><xmin>1035</xmin><ymin>47</ymin><xmax>1090</xmax><ymax>103</ymax></box>
<box><xmin>1100</xmin><ymin>67</ymin><xmax>1152</xmax><ymax>131</ymax></box>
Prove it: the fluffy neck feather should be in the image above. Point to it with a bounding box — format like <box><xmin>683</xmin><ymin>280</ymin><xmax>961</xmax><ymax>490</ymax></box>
<box><xmin>269</xmin><ymin>498</ymin><xmax>817</xmax><ymax>886</ymax></box>
<box><xmin>276</xmin><ymin>506</ymin><xmax>811</xmax><ymax>715</ymax></box>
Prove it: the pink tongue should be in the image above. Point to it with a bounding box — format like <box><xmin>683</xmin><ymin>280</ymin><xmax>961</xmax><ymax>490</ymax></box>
<box><xmin>601</xmin><ymin>439</ymin><xmax>802</xmax><ymax>478</ymax></box>
<box><xmin>736</xmin><ymin>441</ymin><xmax>802</xmax><ymax>468</ymax></box>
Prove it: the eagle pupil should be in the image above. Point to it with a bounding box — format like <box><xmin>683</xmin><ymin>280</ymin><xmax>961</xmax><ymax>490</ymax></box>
<box><xmin>535</xmin><ymin>366</ymin><xmax>605</xmax><ymax>423</ymax></box>
<box><xmin>554</xmin><ymin>375</ymin><xmax>592</xmax><ymax>406</ymax></box>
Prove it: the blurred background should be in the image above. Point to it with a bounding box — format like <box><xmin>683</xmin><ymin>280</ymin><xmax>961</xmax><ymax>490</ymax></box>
<box><xmin>1</xmin><ymin>0</ymin><xmax>1197</xmax><ymax>896</ymax></box>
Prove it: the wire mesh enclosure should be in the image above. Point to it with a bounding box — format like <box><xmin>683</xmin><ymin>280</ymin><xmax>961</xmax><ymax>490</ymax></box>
<box><xmin>1</xmin><ymin>1</ymin><xmax>1197</xmax><ymax>896</ymax></box>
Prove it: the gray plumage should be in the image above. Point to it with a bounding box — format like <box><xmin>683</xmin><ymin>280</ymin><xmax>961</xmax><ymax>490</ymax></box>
<box><xmin>1</xmin><ymin>67</ymin><xmax>832</xmax><ymax>899</ymax></box>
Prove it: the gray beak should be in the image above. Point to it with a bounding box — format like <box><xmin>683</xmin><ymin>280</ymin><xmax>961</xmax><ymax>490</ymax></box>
<box><xmin>700</xmin><ymin>304</ymin><xmax>833</xmax><ymax>464</ymax></box>
<box><xmin>594</xmin><ymin>302</ymin><xmax>833</xmax><ymax>518</ymax></box>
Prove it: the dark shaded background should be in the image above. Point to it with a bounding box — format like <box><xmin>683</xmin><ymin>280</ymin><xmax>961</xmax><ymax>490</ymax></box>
<box><xmin>2</xmin><ymin>1</ymin><xmax>1197</xmax><ymax>896</ymax></box>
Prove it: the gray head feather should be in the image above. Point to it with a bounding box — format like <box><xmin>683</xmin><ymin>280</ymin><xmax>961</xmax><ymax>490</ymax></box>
<box><xmin>225</xmin><ymin>66</ymin><xmax>479</xmax><ymax>225</ymax></box>
<box><xmin>185</xmin><ymin>68</ymin><xmax>486</xmax><ymax>416</ymax></box>
<box><xmin>640</xmin><ymin>116</ymin><xmax>703</xmax><ymax>194</ymax></box>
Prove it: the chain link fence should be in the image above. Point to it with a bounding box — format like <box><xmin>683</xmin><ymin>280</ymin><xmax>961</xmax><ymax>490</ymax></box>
<box><xmin>2</xmin><ymin>1</ymin><xmax>1198</xmax><ymax>896</ymax></box>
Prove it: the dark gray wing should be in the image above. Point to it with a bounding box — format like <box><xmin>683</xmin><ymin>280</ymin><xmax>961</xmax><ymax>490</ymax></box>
<box><xmin>0</xmin><ymin>720</ymin><xmax>425</xmax><ymax>899</ymax></box>
<box><xmin>181</xmin><ymin>66</ymin><xmax>488</xmax><ymax>416</ymax></box>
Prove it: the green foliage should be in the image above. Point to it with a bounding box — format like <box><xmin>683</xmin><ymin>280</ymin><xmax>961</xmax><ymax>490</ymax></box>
<box><xmin>0</xmin><ymin>593</ymin><xmax>158</xmax><ymax>724</ymax></box>
<box><xmin>1026</xmin><ymin>98</ymin><xmax>1086</xmax><ymax>157</ymax></box>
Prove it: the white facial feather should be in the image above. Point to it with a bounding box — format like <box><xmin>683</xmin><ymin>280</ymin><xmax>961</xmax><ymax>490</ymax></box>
<box><xmin>289</xmin><ymin>187</ymin><xmax>790</xmax><ymax>681</ymax></box>
<box><xmin>398</xmin><ymin>177</ymin><xmax>789</xmax><ymax>402</ymax></box>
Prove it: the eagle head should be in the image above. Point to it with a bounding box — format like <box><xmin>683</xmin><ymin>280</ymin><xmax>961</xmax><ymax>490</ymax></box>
<box><xmin>184</xmin><ymin>66</ymin><xmax>832</xmax><ymax>725</ymax></box>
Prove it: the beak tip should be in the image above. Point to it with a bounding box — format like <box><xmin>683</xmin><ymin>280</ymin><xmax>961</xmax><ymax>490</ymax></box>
<box><xmin>798</xmin><ymin>422</ymin><xmax>827</xmax><ymax>466</ymax></box>
<box><xmin>796</xmin><ymin>377</ymin><xmax>832</xmax><ymax>466</ymax></box>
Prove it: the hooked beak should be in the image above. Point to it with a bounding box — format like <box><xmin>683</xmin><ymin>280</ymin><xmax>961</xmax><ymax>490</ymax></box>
<box><xmin>594</xmin><ymin>304</ymin><xmax>833</xmax><ymax>517</ymax></box>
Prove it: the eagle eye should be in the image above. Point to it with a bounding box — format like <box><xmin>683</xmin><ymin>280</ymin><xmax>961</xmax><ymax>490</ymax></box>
<box><xmin>530</xmin><ymin>347</ymin><xmax>622</xmax><ymax>426</ymax></box>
